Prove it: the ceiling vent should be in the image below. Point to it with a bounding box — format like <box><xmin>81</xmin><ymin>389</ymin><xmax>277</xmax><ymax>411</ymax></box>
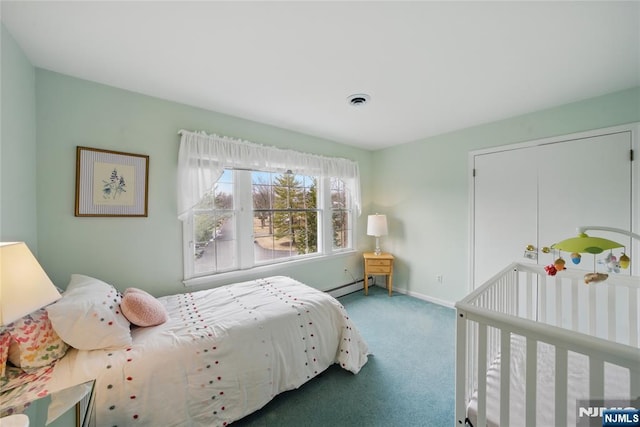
<box><xmin>347</xmin><ymin>93</ymin><xmax>370</xmax><ymax>107</ymax></box>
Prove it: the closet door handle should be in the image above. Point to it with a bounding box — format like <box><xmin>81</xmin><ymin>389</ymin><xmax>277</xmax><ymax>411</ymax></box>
<box><xmin>524</xmin><ymin>244</ymin><xmax>538</xmax><ymax>260</ymax></box>
<box><xmin>524</xmin><ymin>244</ymin><xmax>550</xmax><ymax>253</ymax></box>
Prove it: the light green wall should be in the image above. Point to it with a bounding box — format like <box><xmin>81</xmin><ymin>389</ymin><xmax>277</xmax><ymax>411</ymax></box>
<box><xmin>373</xmin><ymin>86</ymin><xmax>640</xmax><ymax>303</ymax></box>
<box><xmin>1</xmin><ymin>23</ymin><xmax>64</xmax><ymax>427</ymax></box>
<box><xmin>5</xmin><ymin>19</ymin><xmax>638</xmax><ymax>304</ymax></box>
<box><xmin>35</xmin><ymin>69</ymin><xmax>373</xmax><ymax>295</ymax></box>
<box><xmin>1</xmin><ymin>24</ymin><xmax>38</xmax><ymax>251</ymax></box>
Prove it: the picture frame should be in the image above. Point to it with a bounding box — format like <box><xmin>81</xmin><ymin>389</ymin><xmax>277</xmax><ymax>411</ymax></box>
<box><xmin>75</xmin><ymin>146</ymin><xmax>149</xmax><ymax>217</ymax></box>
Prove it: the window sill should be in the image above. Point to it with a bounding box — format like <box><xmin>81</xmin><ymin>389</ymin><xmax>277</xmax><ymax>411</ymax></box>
<box><xmin>183</xmin><ymin>250</ymin><xmax>357</xmax><ymax>288</ymax></box>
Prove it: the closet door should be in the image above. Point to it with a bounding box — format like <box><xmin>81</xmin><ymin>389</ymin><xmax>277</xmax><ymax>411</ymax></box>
<box><xmin>473</xmin><ymin>147</ymin><xmax>539</xmax><ymax>288</ymax></box>
<box><xmin>538</xmin><ymin>132</ymin><xmax>632</xmax><ymax>273</ymax></box>
<box><xmin>472</xmin><ymin>128</ymin><xmax>633</xmax><ymax>288</ymax></box>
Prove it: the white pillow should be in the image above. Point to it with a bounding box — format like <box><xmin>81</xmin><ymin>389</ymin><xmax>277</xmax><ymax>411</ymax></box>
<box><xmin>47</xmin><ymin>274</ymin><xmax>132</xmax><ymax>350</ymax></box>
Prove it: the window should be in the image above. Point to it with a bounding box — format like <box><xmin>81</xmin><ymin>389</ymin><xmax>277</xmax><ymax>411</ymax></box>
<box><xmin>177</xmin><ymin>130</ymin><xmax>361</xmax><ymax>284</ymax></box>
<box><xmin>184</xmin><ymin>170</ymin><xmax>351</xmax><ymax>280</ymax></box>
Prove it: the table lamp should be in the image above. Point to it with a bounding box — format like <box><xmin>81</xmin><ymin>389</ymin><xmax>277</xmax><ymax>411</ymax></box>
<box><xmin>1</xmin><ymin>242</ymin><xmax>61</xmax><ymax>326</ymax></box>
<box><xmin>367</xmin><ymin>214</ymin><xmax>388</xmax><ymax>256</ymax></box>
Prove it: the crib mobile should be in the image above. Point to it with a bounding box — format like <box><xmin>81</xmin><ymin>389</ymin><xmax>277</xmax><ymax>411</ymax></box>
<box><xmin>547</xmin><ymin>226</ymin><xmax>639</xmax><ymax>284</ymax></box>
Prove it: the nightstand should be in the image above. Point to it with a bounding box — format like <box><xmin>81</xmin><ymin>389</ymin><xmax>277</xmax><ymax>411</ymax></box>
<box><xmin>363</xmin><ymin>252</ymin><xmax>394</xmax><ymax>296</ymax></box>
<box><xmin>1</xmin><ymin>377</ymin><xmax>95</xmax><ymax>427</ymax></box>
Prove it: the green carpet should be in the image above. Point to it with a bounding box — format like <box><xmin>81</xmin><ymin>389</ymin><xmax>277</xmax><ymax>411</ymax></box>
<box><xmin>233</xmin><ymin>285</ymin><xmax>456</xmax><ymax>426</ymax></box>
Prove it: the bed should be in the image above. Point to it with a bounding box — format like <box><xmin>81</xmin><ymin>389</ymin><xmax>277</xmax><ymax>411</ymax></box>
<box><xmin>455</xmin><ymin>263</ymin><xmax>640</xmax><ymax>427</ymax></box>
<box><xmin>1</xmin><ymin>274</ymin><xmax>369</xmax><ymax>426</ymax></box>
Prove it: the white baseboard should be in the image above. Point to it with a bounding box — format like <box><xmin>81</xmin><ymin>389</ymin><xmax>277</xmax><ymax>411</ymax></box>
<box><xmin>392</xmin><ymin>287</ymin><xmax>455</xmax><ymax>308</ymax></box>
<box><xmin>327</xmin><ymin>281</ymin><xmax>455</xmax><ymax>309</ymax></box>
<box><xmin>328</xmin><ymin>281</ymin><xmax>363</xmax><ymax>298</ymax></box>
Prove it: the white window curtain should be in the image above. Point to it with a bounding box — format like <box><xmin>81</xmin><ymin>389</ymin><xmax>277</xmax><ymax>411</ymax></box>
<box><xmin>177</xmin><ymin>130</ymin><xmax>361</xmax><ymax>220</ymax></box>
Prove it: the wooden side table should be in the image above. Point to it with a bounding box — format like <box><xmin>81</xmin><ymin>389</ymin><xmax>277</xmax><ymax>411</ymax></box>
<box><xmin>363</xmin><ymin>252</ymin><xmax>394</xmax><ymax>296</ymax></box>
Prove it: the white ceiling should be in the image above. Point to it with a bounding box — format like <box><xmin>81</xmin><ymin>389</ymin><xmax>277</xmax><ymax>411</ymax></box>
<box><xmin>2</xmin><ymin>1</ymin><xmax>639</xmax><ymax>150</ymax></box>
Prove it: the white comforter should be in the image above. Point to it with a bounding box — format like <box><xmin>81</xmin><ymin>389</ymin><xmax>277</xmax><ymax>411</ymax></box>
<box><xmin>49</xmin><ymin>276</ymin><xmax>369</xmax><ymax>426</ymax></box>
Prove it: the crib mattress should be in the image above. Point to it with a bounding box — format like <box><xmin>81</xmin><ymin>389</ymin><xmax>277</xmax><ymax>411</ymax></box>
<box><xmin>466</xmin><ymin>335</ymin><xmax>632</xmax><ymax>427</ymax></box>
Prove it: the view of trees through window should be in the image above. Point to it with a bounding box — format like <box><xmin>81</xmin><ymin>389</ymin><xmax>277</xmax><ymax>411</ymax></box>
<box><xmin>252</xmin><ymin>171</ymin><xmax>318</xmax><ymax>262</ymax></box>
<box><xmin>192</xmin><ymin>170</ymin><xmax>236</xmax><ymax>275</ymax></box>
<box><xmin>190</xmin><ymin>169</ymin><xmax>351</xmax><ymax>277</ymax></box>
<box><xmin>331</xmin><ymin>177</ymin><xmax>351</xmax><ymax>250</ymax></box>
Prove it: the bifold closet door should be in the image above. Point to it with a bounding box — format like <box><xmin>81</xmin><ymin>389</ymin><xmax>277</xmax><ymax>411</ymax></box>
<box><xmin>473</xmin><ymin>129</ymin><xmax>633</xmax><ymax>288</ymax></box>
<box><xmin>473</xmin><ymin>146</ymin><xmax>539</xmax><ymax>288</ymax></box>
<box><xmin>537</xmin><ymin>132</ymin><xmax>632</xmax><ymax>274</ymax></box>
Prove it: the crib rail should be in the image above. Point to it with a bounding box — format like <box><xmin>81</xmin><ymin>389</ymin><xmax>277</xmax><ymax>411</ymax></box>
<box><xmin>455</xmin><ymin>263</ymin><xmax>640</xmax><ymax>427</ymax></box>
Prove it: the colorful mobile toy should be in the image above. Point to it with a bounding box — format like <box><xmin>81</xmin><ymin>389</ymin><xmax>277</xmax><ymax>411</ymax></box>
<box><xmin>549</xmin><ymin>226</ymin><xmax>638</xmax><ymax>284</ymax></box>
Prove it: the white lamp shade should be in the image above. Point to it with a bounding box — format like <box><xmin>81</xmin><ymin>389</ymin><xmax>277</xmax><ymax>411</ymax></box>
<box><xmin>0</xmin><ymin>242</ymin><xmax>61</xmax><ymax>326</ymax></box>
<box><xmin>0</xmin><ymin>414</ymin><xmax>29</xmax><ymax>427</ymax></box>
<box><xmin>367</xmin><ymin>214</ymin><xmax>388</xmax><ymax>237</ymax></box>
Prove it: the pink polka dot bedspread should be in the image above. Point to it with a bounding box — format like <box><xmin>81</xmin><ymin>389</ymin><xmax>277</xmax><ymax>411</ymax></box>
<box><xmin>48</xmin><ymin>276</ymin><xmax>369</xmax><ymax>426</ymax></box>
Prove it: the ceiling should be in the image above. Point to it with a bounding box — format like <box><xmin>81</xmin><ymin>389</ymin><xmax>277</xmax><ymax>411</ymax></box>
<box><xmin>2</xmin><ymin>1</ymin><xmax>639</xmax><ymax>150</ymax></box>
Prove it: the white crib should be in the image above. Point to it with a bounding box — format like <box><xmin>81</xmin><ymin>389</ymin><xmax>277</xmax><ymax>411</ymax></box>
<box><xmin>455</xmin><ymin>263</ymin><xmax>640</xmax><ymax>427</ymax></box>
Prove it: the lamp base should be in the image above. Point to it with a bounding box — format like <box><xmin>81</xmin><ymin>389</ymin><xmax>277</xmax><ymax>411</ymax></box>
<box><xmin>374</xmin><ymin>237</ymin><xmax>382</xmax><ymax>256</ymax></box>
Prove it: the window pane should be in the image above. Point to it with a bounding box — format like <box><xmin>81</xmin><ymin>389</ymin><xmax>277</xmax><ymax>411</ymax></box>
<box><xmin>252</xmin><ymin>171</ymin><xmax>273</xmax><ymax>210</ymax></box>
<box><xmin>192</xmin><ymin>169</ymin><xmax>236</xmax><ymax>275</ymax></box>
<box><xmin>332</xmin><ymin>210</ymin><xmax>349</xmax><ymax>249</ymax></box>
<box><xmin>331</xmin><ymin>178</ymin><xmax>351</xmax><ymax>250</ymax></box>
<box><xmin>192</xmin><ymin>211</ymin><xmax>237</xmax><ymax>274</ymax></box>
<box><xmin>253</xmin><ymin>211</ymin><xmax>296</xmax><ymax>262</ymax></box>
<box><xmin>295</xmin><ymin>210</ymin><xmax>318</xmax><ymax>254</ymax></box>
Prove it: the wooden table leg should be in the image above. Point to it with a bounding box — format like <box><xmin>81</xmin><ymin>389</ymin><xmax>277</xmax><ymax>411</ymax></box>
<box><xmin>387</xmin><ymin>274</ymin><xmax>393</xmax><ymax>296</ymax></box>
<box><xmin>364</xmin><ymin>273</ymin><xmax>369</xmax><ymax>295</ymax></box>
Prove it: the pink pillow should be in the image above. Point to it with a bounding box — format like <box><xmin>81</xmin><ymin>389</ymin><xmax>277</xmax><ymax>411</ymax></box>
<box><xmin>121</xmin><ymin>288</ymin><xmax>168</xmax><ymax>327</ymax></box>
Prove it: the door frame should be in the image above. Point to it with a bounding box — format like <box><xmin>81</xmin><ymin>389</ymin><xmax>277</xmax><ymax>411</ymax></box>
<box><xmin>468</xmin><ymin>122</ymin><xmax>640</xmax><ymax>293</ymax></box>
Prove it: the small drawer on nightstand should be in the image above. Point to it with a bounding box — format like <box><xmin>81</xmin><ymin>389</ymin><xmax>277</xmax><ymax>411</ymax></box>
<box><xmin>368</xmin><ymin>259</ymin><xmax>391</xmax><ymax>267</ymax></box>
<box><xmin>368</xmin><ymin>266</ymin><xmax>391</xmax><ymax>274</ymax></box>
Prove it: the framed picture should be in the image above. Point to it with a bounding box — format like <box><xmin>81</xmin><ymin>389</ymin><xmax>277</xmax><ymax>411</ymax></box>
<box><xmin>75</xmin><ymin>146</ymin><xmax>149</xmax><ymax>217</ymax></box>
